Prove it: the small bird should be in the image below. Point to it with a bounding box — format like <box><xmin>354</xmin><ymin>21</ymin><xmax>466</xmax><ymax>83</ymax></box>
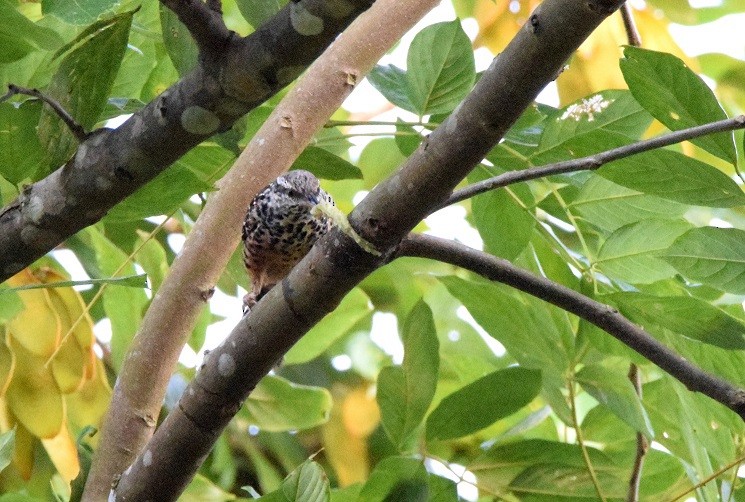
<box><xmin>241</xmin><ymin>170</ymin><xmax>334</xmax><ymax>311</ymax></box>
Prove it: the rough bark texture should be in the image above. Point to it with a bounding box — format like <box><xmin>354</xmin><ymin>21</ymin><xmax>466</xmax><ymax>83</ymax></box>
<box><xmin>112</xmin><ymin>0</ymin><xmax>626</xmax><ymax>499</ymax></box>
<box><xmin>77</xmin><ymin>1</ymin><xmax>376</xmax><ymax>500</ymax></box>
<box><xmin>0</xmin><ymin>0</ymin><xmax>374</xmax><ymax>284</ymax></box>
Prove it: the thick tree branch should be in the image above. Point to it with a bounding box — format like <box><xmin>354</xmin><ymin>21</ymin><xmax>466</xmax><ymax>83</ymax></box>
<box><xmin>84</xmin><ymin>1</ymin><xmax>437</xmax><ymax>499</ymax></box>
<box><xmin>159</xmin><ymin>0</ymin><xmax>232</xmax><ymax>54</ymax></box>
<box><xmin>0</xmin><ymin>0</ymin><xmax>374</xmax><ymax>284</ymax></box>
<box><xmin>444</xmin><ymin>115</ymin><xmax>745</xmax><ymax>208</ymax></box>
<box><xmin>112</xmin><ymin>0</ymin><xmax>627</xmax><ymax>499</ymax></box>
<box><xmin>396</xmin><ymin>233</ymin><xmax>745</xmax><ymax>421</ymax></box>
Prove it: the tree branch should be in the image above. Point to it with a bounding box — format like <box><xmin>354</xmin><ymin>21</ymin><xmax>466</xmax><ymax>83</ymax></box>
<box><xmin>111</xmin><ymin>0</ymin><xmax>627</xmax><ymax>499</ymax></box>
<box><xmin>443</xmin><ymin>115</ymin><xmax>745</xmax><ymax>208</ymax></box>
<box><xmin>83</xmin><ymin>1</ymin><xmax>437</xmax><ymax>499</ymax></box>
<box><xmin>626</xmin><ymin>363</ymin><xmax>647</xmax><ymax>502</ymax></box>
<box><xmin>0</xmin><ymin>0</ymin><xmax>374</xmax><ymax>285</ymax></box>
<box><xmin>1</xmin><ymin>84</ymin><xmax>88</xmax><ymax>141</ymax></box>
<box><xmin>620</xmin><ymin>4</ymin><xmax>641</xmax><ymax>47</ymax></box>
<box><xmin>396</xmin><ymin>233</ymin><xmax>745</xmax><ymax>421</ymax></box>
<box><xmin>159</xmin><ymin>0</ymin><xmax>232</xmax><ymax>55</ymax></box>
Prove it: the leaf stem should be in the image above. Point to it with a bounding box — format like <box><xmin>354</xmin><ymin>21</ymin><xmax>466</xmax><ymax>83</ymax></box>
<box><xmin>568</xmin><ymin>376</ymin><xmax>607</xmax><ymax>502</ymax></box>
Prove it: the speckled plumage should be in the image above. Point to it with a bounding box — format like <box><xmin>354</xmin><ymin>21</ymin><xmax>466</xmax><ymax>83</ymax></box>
<box><xmin>242</xmin><ymin>170</ymin><xmax>333</xmax><ymax>310</ymax></box>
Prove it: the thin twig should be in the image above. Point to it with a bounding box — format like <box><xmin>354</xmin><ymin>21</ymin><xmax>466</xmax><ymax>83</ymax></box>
<box><xmin>568</xmin><ymin>378</ymin><xmax>607</xmax><ymax>502</ymax></box>
<box><xmin>1</xmin><ymin>84</ymin><xmax>88</xmax><ymax>141</ymax></box>
<box><xmin>159</xmin><ymin>0</ymin><xmax>231</xmax><ymax>54</ymax></box>
<box><xmin>626</xmin><ymin>363</ymin><xmax>648</xmax><ymax>502</ymax></box>
<box><xmin>620</xmin><ymin>4</ymin><xmax>642</xmax><ymax>47</ymax></box>
<box><xmin>396</xmin><ymin>234</ymin><xmax>745</xmax><ymax>421</ymax></box>
<box><xmin>668</xmin><ymin>453</ymin><xmax>745</xmax><ymax>501</ymax></box>
<box><xmin>443</xmin><ymin>115</ymin><xmax>745</xmax><ymax>208</ymax></box>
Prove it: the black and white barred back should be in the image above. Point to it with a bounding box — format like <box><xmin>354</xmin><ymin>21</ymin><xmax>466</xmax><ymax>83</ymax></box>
<box><xmin>241</xmin><ymin>170</ymin><xmax>333</xmax><ymax>309</ymax></box>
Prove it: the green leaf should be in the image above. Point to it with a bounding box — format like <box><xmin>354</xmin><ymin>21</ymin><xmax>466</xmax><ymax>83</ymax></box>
<box><xmin>469</xmin><ymin>439</ymin><xmax>622</xmax><ymax>496</ymax></box>
<box><xmin>38</xmin><ymin>11</ymin><xmax>134</xmax><ymax>169</ymax></box>
<box><xmin>570</xmin><ymin>174</ymin><xmax>689</xmax><ymax>232</ymax></box>
<box><xmin>181</xmin><ymin>473</ymin><xmax>238</xmax><ymax>502</ymax></box>
<box><xmin>469</xmin><ymin>165</ymin><xmax>535</xmax><ymax>260</ymax></box>
<box><xmin>85</xmin><ymin>226</ymin><xmax>148</xmax><ymax>369</ymax></box>
<box><xmin>105</xmin><ymin>144</ymin><xmax>234</xmax><ymax>221</ymax></box>
<box><xmin>575</xmin><ymin>364</ymin><xmax>654</xmax><ymax>438</ymax></box>
<box><xmin>243</xmin><ymin>375</ymin><xmax>332</xmax><ymax>432</ymax></box>
<box><xmin>0</xmin><ymin>1</ymin><xmax>63</xmax><ymax>62</ymax></box>
<box><xmin>0</xmin><ymin>428</ymin><xmax>15</xmax><ymax>473</ymax></box>
<box><xmin>134</xmin><ymin>230</ymin><xmax>169</xmax><ymax>293</ymax></box>
<box><xmin>378</xmin><ymin>300</ymin><xmax>439</xmax><ymax>449</ymax></box>
<box><xmin>533</xmin><ymin>90</ymin><xmax>653</xmax><ymax>164</ymax></box>
<box><xmin>292</xmin><ymin>147</ymin><xmax>363</xmax><ymax>181</ymax></box>
<box><xmin>285</xmin><ymin>288</ymin><xmax>371</xmax><ymax>365</ymax></box>
<box><xmin>406</xmin><ymin>20</ymin><xmax>475</xmax><ymax>116</ymax></box>
<box><xmin>236</xmin><ymin>0</ymin><xmax>284</xmax><ymax>28</ymax></box>
<box><xmin>595</xmin><ymin>219</ymin><xmax>693</xmax><ymax>284</ymax></box>
<box><xmin>621</xmin><ymin>46</ymin><xmax>736</xmax><ymax>165</ymax></box>
<box><xmin>42</xmin><ymin>0</ymin><xmax>119</xmax><ymax>25</ymax></box>
<box><xmin>608</xmin><ymin>292</ymin><xmax>745</xmax><ymax>349</ymax></box>
<box><xmin>426</xmin><ymin>366</ymin><xmax>541</xmax><ymax>441</ymax></box>
<box><xmin>358</xmin><ymin>456</ymin><xmax>427</xmax><ymax>502</ymax></box>
<box><xmin>159</xmin><ymin>4</ymin><xmax>198</xmax><ymax>76</ymax></box>
<box><xmin>427</xmin><ymin>475</ymin><xmax>457</xmax><ymax>502</ymax></box>
<box><xmin>281</xmin><ymin>460</ymin><xmax>329</xmax><ymax>502</ymax></box>
<box><xmin>367</xmin><ymin>65</ymin><xmax>416</xmax><ymax>113</ymax></box>
<box><xmin>598</xmin><ymin>148</ymin><xmax>745</xmax><ymax>208</ymax></box>
<box><xmin>662</xmin><ymin>227</ymin><xmax>745</xmax><ymax>294</ymax></box>
<box><xmin>0</xmin><ymin>286</ymin><xmax>22</xmax><ymax>323</ymax></box>
<box><xmin>440</xmin><ymin>276</ymin><xmax>571</xmax><ymax>380</ymax></box>
<box><xmin>2</xmin><ymin>274</ymin><xmax>147</xmax><ymax>291</ymax></box>
<box><xmin>0</xmin><ymin>106</ymin><xmax>45</xmax><ymax>185</ymax></box>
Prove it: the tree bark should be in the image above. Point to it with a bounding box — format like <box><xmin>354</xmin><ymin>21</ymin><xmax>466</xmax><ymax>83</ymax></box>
<box><xmin>78</xmin><ymin>1</ymin><xmax>377</xmax><ymax>500</ymax></box>
<box><xmin>112</xmin><ymin>0</ymin><xmax>627</xmax><ymax>499</ymax></box>
<box><xmin>0</xmin><ymin>0</ymin><xmax>374</xmax><ymax>284</ymax></box>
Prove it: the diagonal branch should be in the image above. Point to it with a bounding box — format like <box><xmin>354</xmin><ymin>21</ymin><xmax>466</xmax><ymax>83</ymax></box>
<box><xmin>396</xmin><ymin>233</ymin><xmax>745</xmax><ymax>421</ymax></box>
<box><xmin>111</xmin><ymin>0</ymin><xmax>627</xmax><ymax>499</ymax></box>
<box><xmin>83</xmin><ymin>1</ymin><xmax>437</xmax><ymax>499</ymax></box>
<box><xmin>0</xmin><ymin>84</ymin><xmax>88</xmax><ymax>141</ymax></box>
<box><xmin>159</xmin><ymin>0</ymin><xmax>232</xmax><ymax>54</ymax></box>
<box><xmin>620</xmin><ymin>4</ymin><xmax>641</xmax><ymax>47</ymax></box>
<box><xmin>0</xmin><ymin>0</ymin><xmax>374</xmax><ymax>285</ymax></box>
<box><xmin>443</xmin><ymin>115</ymin><xmax>745</xmax><ymax>208</ymax></box>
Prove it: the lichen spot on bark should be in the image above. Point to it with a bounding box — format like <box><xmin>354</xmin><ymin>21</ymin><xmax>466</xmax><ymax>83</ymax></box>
<box><xmin>181</xmin><ymin>106</ymin><xmax>221</xmax><ymax>136</ymax></box>
<box><xmin>218</xmin><ymin>353</ymin><xmax>236</xmax><ymax>377</ymax></box>
<box><xmin>290</xmin><ymin>3</ymin><xmax>324</xmax><ymax>36</ymax></box>
<box><xmin>142</xmin><ymin>450</ymin><xmax>153</xmax><ymax>467</ymax></box>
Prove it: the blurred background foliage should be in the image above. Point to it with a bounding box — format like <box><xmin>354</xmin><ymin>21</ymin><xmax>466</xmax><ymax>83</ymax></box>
<box><xmin>0</xmin><ymin>0</ymin><xmax>744</xmax><ymax>500</ymax></box>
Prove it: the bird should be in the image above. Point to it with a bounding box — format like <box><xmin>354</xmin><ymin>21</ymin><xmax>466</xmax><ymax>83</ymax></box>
<box><xmin>241</xmin><ymin>170</ymin><xmax>334</xmax><ymax>311</ymax></box>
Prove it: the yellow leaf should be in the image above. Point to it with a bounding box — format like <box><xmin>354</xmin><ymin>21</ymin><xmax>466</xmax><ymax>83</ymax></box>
<box><xmin>5</xmin><ymin>339</ymin><xmax>64</xmax><ymax>439</ymax></box>
<box><xmin>13</xmin><ymin>422</ymin><xmax>35</xmax><ymax>480</ymax></box>
<box><xmin>6</xmin><ymin>269</ymin><xmax>60</xmax><ymax>357</ymax></box>
<box><xmin>66</xmin><ymin>358</ymin><xmax>111</xmax><ymax>448</ymax></box>
<box><xmin>473</xmin><ymin>0</ymin><xmax>541</xmax><ymax>53</ymax></box>
<box><xmin>0</xmin><ymin>328</ymin><xmax>15</xmax><ymax>397</ymax></box>
<box><xmin>341</xmin><ymin>387</ymin><xmax>380</xmax><ymax>438</ymax></box>
<box><xmin>323</xmin><ymin>386</ymin><xmax>371</xmax><ymax>486</ymax></box>
<box><xmin>41</xmin><ymin>420</ymin><xmax>80</xmax><ymax>483</ymax></box>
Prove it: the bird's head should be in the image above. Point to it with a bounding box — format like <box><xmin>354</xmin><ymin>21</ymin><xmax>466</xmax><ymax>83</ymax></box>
<box><xmin>274</xmin><ymin>170</ymin><xmax>323</xmax><ymax>206</ymax></box>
